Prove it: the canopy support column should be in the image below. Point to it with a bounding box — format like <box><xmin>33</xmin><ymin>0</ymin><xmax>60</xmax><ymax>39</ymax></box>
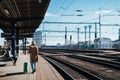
<box><xmin>16</xmin><ymin>29</ymin><xmax>19</xmax><ymax>56</ymax></box>
<box><xmin>11</xmin><ymin>21</ymin><xmax>16</xmax><ymax>57</ymax></box>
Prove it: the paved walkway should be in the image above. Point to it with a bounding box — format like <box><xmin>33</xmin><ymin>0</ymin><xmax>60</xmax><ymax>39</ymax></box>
<box><xmin>0</xmin><ymin>52</ymin><xmax>64</xmax><ymax>80</ymax></box>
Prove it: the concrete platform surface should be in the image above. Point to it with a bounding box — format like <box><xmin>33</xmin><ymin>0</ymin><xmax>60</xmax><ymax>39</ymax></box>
<box><xmin>0</xmin><ymin>53</ymin><xmax>64</xmax><ymax>80</ymax></box>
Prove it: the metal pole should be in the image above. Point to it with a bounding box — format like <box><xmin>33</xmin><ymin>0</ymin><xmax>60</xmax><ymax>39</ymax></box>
<box><xmin>65</xmin><ymin>27</ymin><xmax>67</xmax><ymax>47</ymax></box>
<box><xmin>95</xmin><ymin>22</ymin><xmax>97</xmax><ymax>48</ymax></box>
<box><xmin>70</xmin><ymin>35</ymin><xmax>72</xmax><ymax>48</ymax></box>
<box><xmin>95</xmin><ymin>22</ymin><xmax>97</xmax><ymax>39</ymax></box>
<box><xmin>88</xmin><ymin>25</ymin><xmax>91</xmax><ymax>48</ymax></box>
<box><xmin>119</xmin><ymin>29</ymin><xmax>120</xmax><ymax>40</ymax></box>
<box><xmin>42</xmin><ymin>22</ymin><xmax>45</xmax><ymax>45</ymax></box>
<box><xmin>118</xmin><ymin>29</ymin><xmax>120</xmax><ymax>49</ymax></box>
<box><xmin>84</xmin><ymin>26</ymin><xmax>87</xmax><ymax>48</ymax></box>
<box><xmin>77</xmin><ymin>28</ymin><xmax>80</xmax><ymax>48</ymax></box>
<box><xmin>16</xmin><ymin>29</ymin><xmax>19</xmax><ymax>56</ymax></box>
<box><xmin>77</xmin><ymin>28</ymin><xmax>80</xmax><ymax>44</ymax></box>
<box><xmin>22</xmin><ymin>39</ymin><xmax>24</xmax><ymax>54</ymax></box>
<box><xmin>25</xmin><ymin>38</ymin><xmax>27</xmax><ymax>55</ymax></box>
<box><xmin>99</xmin><ymin>13</ymin><xmax>101</xmax><ymax>48</ymax></box>
<box><xmin>45</xmin><ymin>33</ymin><xmax>46</xmax><ymax>45</ymax></box>
<box><xmin>11</xmin><ymin>21</ymin><xmax>16</xmax><ymax>57</ymax></box>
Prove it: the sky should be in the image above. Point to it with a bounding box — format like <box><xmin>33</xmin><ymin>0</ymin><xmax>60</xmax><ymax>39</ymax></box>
<box><xmin>0</xmin><ymin>0</ymin><xmax>120</xmax><ymax>46</ymax></box>
<box><xmin>37</xmin><ymin>0</ymin><xmax>120</xmax><ymax>45</ymax></box>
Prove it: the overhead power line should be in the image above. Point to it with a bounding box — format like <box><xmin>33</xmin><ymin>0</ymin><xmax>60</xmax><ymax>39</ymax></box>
<box><xmin>42</xmin><ymin>21</ymin><xmax>98</xmax><ymax>24</ymax></box>
<box><xmin>42</xmin><ymin>21</ymin><xmax>120</xmax><ymax>26</ymax></box>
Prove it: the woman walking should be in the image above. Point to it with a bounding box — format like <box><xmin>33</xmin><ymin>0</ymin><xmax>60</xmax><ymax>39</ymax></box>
<box><xmin>28</xmin><ymin>41</ymin><xmax>39</xmax><ymax>73</ymax></box>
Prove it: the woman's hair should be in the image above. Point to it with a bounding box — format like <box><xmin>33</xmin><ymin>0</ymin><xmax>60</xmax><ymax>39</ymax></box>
<box><xmin>31</xmin><ymin>41</ymin><xmax>36</xmax><ymax>45</ymax></box>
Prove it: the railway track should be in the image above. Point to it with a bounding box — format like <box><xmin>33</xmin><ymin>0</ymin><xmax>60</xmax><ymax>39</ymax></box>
<box><xmin>40</xmin><ymin>51</ymin><xmax>120</xmax><ymax>79</ymax></box>
<box><xmin>43</xmin><ymin>56</ymin><xmax>103</xmax><ymax>80</ymax></box>
<box><xmin>40</xmin><ymin>51</ymin><xmax>120</xmax><ymax>69</ymax></box>
<box><xmin>67</xmin><ymin>54</ymin><xmax>120</xmax><ymax>70</ymax></box>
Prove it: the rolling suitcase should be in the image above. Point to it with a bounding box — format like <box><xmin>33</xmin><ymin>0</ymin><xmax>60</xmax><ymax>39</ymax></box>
<box><xmin>23</xmin><ymin>62</ymin><xmax>28</xmax><ymax>73</ymax></box>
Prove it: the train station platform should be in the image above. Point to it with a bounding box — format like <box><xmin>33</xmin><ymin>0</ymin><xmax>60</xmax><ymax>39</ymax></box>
<box><xmin>0</xmin><ymin>52</ymin><xmax>64</xmax><ymax>80</ymax></box>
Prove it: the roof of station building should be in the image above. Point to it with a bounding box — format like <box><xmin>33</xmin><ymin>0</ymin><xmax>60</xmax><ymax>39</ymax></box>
<box><xmin>0</xmin><ymin>0</ymin><xmax>50</xmax><ymax>39</ymax></box>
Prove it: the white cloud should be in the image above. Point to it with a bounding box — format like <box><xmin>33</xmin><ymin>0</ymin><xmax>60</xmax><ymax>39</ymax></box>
<box><xmin>45</xmin><ymin>12</ymin><xmax>58</xmax><ymax>17</ymax></box>
<box><xmin>95</xmin><ymin>9</ymin><xmax>112</xmax><ymax>14</ymax></box>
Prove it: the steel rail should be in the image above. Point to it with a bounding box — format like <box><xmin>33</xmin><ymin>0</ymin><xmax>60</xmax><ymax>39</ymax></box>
<box><xmin>44</xmin><ymin>56</ymin><xmax>75</xmax><ymax>80</ymax></box>
<box><xmin>44</xmin><ymin>56</ymin><xmax>103</xmax><ymax>80</ymax></box>
<box><xmin>68</xmin><ymin>55</ymin><xmax>120</xmax><ymax>70</ymax></box>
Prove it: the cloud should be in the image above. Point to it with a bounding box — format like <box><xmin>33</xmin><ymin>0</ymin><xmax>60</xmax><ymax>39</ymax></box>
<box><xmin>45</xmin><ymin>12</ymin><xmax>58</xmax><ymax>17</ymax></box>
<box><xmin>95</xmin><ymin>9</ymin><xmax>112</xmax><ymax>14</ymax></box>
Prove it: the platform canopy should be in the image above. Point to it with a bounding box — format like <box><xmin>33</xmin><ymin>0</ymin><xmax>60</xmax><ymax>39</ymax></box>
<box><xmin>0</xmin><ymin>0</ymin><xmax>50</xmax><ymax>40</ymax></box>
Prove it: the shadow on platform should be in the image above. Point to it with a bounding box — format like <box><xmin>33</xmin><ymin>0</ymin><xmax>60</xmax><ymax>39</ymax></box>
<box><xmin>0</xmin><ymin>72</ymin><xmax>25</xmax><ymax>77</ymax></box>
<box><xmin>0</xmin><ymin>64</ymin><xmax>6</xmax><ymax>67</ymax></box>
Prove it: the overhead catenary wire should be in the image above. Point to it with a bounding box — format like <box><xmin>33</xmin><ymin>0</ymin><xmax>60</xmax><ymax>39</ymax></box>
<box><xmin>98</xmin><ymin>0</ymin><xmax>113</xmax><ymax>10</ymax></box>
<box><xmin>53</xmin><ymin>0</ymin><xmax>74</xmax><ymax>22</ymax></box>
